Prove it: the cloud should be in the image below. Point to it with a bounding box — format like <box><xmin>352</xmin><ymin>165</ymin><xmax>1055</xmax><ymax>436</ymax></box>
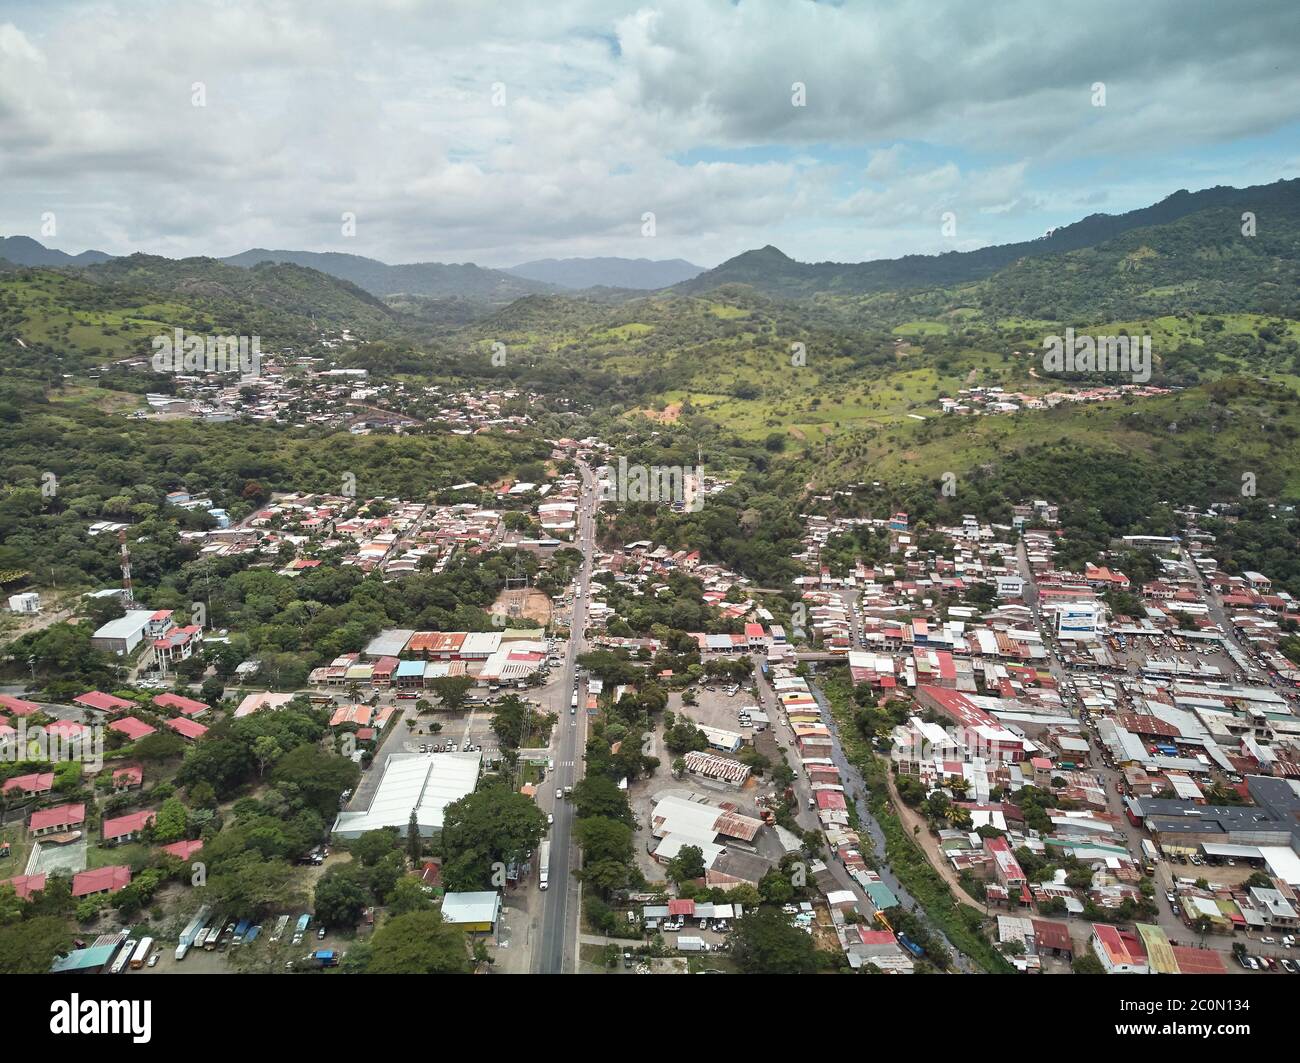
<box><xmin>0</xmin><ymin>0</ymin><xmax>1296</xmax><ymax>266</ymax></box>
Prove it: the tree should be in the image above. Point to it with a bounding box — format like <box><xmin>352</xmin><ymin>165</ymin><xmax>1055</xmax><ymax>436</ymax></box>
<box><xmin>427</xmin><ymin>675</ymin><xmax>474</xmax><ymax>713</ymax></box>
<box><xmin>440</xmin><ymin>785</ymin><xmax>547</xmax><ymax>891</ymax></box>
<box><xmin>151</xmin><ymin>797</ymin><xmax>189</xmax><ymax>844</ymax></box>
<box><xmin>351</xmin><ymin>828</ymin><xmax>402</xmax><ymax>867</ymax></box>
<box><xmin>667</xmin><ymin>844</ymin><xmax>706</xmax><ymax>885</ymax></box>
<box><xmin>197</xmin><ymin>851</ymin><xmax>302</xmax><ymax>919</ymax></box>
<box><xmin>407</xmin><ymin>811</ymin><xmax>422</xmax><ymax>866</ymax></box>
<box><xmin>365</xmin><ymin>910</ymin><xmax>470</xmax><ymax>974</ymax></box>
<box><xmin>313</xmin><ymin>866</ymin><xmax>370</xmax><ymax>928</ymax></box>
<box><xmin>387</xmin><ymin>875</ymin><xmax>435</xmax><ymax>917</ymax></box>
<box><xmin>730</xmin><ymin>908</ymin><xmax>818</xmax><ymax>975</ymax></box>
<box><xmin>270</xmin><ymin>744</ymin><xmax>360</xmax><ymax>819</ymax></box>
<box><xmin>0</xmin><ymin>916</ymin><xmax>72</xmax><ymax>974</ymax></box>
<box><xmin>571</xmin><ymin>775</ymin><xmax>634</xmax><ymax>824</ymax></box>
<box><xmin>1072</xmin><ymin>953</ymin><xmax>1106</xmax><ymax>974</ymax></box>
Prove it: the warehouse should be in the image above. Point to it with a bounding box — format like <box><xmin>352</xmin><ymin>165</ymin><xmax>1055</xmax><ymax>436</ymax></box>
<box><xmin>332</xmin><ymin>751</ymin><xmax>481</xmax><ymax>839</ymax></box>
<box><xmin>89</xmin><ymin>610</ymin><xmax>157</xmax><ymax>655</ymax></box>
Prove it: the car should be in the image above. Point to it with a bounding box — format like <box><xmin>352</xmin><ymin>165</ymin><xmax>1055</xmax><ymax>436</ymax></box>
<box><xmin>318</xmin><ymin>927</ymin><xmax>326</xmax><ymax>940</ymax></box>
<box><xmin>292</xmin><ymin>934</ymin><xmax>303</xmax><ymax>946</ymax></box>
<box><xmin>1261</xmin><ymin>936</ymin><xmax>1276</xmax><ymax>945</ymax></box>
<box><xmin>1281</xmin><ymin>959</ymin><xmax>1297</xmax><ymax>974</ymax></box>
<box><xmin>556</xmin><ymin>787</ymin><xmax>563</xmax><ymax>799</ymax></box>
<box><xmin>1165</xmin><ymin>891</ymin><xmax>1176</xmax><ymax>903</ymax></box>
<box><xmin>547</xmin><ymin>813</ymin><xmax>554</xmax><ymax>826</ymax></box>
<box><xmin>147</xmin><ymin>954</ymin><xmax>159</xmax><ymax>968</ymax></box>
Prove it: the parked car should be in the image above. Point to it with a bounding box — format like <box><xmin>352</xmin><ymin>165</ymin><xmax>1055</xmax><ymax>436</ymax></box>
<box><xmin>318</xmin><ymin>927</ymin><xmax>327</xmax><ymax>940</ymax></box>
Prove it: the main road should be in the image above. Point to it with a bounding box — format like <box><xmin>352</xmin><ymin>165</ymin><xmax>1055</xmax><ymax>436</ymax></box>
<box><xmin>533</xmin><ymin>459</ymin><xmax>598</xmax><ymax>974</ymax></box>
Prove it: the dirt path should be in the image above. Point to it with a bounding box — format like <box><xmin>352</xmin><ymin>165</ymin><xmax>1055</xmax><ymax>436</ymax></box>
<box><xmin>883</xmin><ymin>772</ymin><xmax>987</xmax><ymax>910</ymax></box>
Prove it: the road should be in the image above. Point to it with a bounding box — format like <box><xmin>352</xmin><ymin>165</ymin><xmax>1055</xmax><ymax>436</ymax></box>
<box><xmin>533</xmin><ymin>459</ymin><xmax>597</xmax><ymax>974</ymax></box>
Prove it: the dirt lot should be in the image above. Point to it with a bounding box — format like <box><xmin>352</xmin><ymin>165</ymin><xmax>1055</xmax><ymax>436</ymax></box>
<box><xmin>491</xmin><ymin>587</ymin><xmax>552</xmax><ymax>627</ymax></box>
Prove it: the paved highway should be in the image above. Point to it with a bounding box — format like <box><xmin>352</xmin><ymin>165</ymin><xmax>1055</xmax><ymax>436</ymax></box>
<box><xmin>534</xmin><ymin>459</ymin><xmax>597</xmax><ymax>974</ymax></box>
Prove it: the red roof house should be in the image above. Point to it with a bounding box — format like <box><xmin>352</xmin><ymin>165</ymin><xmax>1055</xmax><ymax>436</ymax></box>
<box><xmin>74</xmin><ymin>691</ymin><xmax>135</xmax><ymax>713</ymax></box>
<box><xmin>102</xmin><ymin>809</ymin><xmax>156</xmax><ymax>844</ymax></box>
<box><xmin>71</xmin><ymin>865</ymin><xmax>131</xmax><ymax>898</ymax></box>
<box><xmin>29</xmin><ymin>802</ymin><xmax>86</xmax><ymax>836</ymax></box>
<box><xmin>165</xmin><ymin>717</ymin><xmax>208</xmax><ymax>741</ymax></box>
<box><xmin>108</xmin><ymin>717</ymin><xmax>157</xmax><ymax>741</ymax></box>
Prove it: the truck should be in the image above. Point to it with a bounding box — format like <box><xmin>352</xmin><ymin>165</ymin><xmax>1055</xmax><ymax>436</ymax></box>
<box><xmin>311</xmin><ymin>949</ymin><xmax>339</xmax><ymax>968</ymax></box>
<box><xmin>1141</xmin><ymin>838</ymin><xmax>1159</xmax><ymax>873</ymax></box>
<box><xmin>175</xmin><ymin>905</ymin><xmax>211</xmax><ymax>961</ymax></box>
<box><xmin>130</xmin><ymin>937</ymin><xmax>153</xmax><ymax>970</ymax></box>
<box><xmin>570</xmin><ymin>692</ymin><xmax>578</xmax><ymax>713</ymax></box>
<box><xmin>538</xmin><ymin>839</ymin><xmax>551</xmax><ymax>891</ymax></box>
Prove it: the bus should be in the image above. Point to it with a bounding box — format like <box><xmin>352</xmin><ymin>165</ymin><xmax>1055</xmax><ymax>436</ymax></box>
<box><xmin>130</xmin><ymin>937</ymin><xmax>153</xmax><ymax>970</ymax></box>
<box><xmin>538</xmin><ymin>839</ymin><xmax>551</xmax><ymax>890</ymax></box>
<box><xmin>110</xmin><ymin>939</ymin><xmax>136</xmax><ymax>975</ymax></box>
<box><xmin>270</xmin><ymin>914</ymin><xmax>290</xmax><ymax>943</ymax></box>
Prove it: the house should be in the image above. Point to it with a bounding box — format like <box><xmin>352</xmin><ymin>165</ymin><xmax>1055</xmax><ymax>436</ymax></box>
<box><xmin>108</xmin><ymin>717</ymin><xmax>157</xmax><ymax>741</ymax></box>
<box><xmin>0</xmin><ymin>873</ymin><xmax>47</xmax><ymax>900</ymax></box>
<box><xmin>111</xmin><ymin>765</ymin><xmax>144</xmax><ymax>791</ymax></box>
<box><xmin>1090</xmin><ymin>923</ymin><xmax>1148</xmax><ymax>974</ymax></box>
<box><xmin>2</xmin><ymin>771</ymin><xmax>54</xmax><ymax>798</ymax></box>
<box><xmin>0</xmin><ymin>695</ymin><xmax>40</xmax><ymax>717</ymax></box>
<box><xmin>233</xmin><ymin>691</ymin><xmax>294</xmax><ymax>718</ymax></box>
<box><xmin>102</xmin><ymin>809</ymin><xmax>156</xmax><ymax>845</ymax></box>
<box><xmin>29</xmin><ymin>802</ymin><xmax>86</xmax><ymax>836</ymax></box>
<box><xmin>71</xmin><ymin>865</ymin><xmax>132</xmax><ymax>898</ymax></box>
<box><xmin>166</xmin><ymin>717</ymin><xmax>208</xmax><ymax>741</ymax></box>
<box><xmin>152</xmin><ymin>692</ymin><xmax>209</xmax><ymax>717</ymax></box>
<box><xmin>160</xmin><ymin>838</ymin><xmax>204</xmax><ymax>861</ymax></box>
<box><xmin>74</xmin><ymin>691</ymin><xmax>135</xmax><ymax>714</ymax></box>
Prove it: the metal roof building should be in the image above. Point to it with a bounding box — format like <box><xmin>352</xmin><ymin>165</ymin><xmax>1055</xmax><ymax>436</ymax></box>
<box><xmin>441</xmin><ymin>890</ymin><xmax>501</xmax><ymax>932</ymax></box>
<box><xmin>332</xmin><ymin>751</ymin><xmax>481</xmax><ymax>839</ymax></box>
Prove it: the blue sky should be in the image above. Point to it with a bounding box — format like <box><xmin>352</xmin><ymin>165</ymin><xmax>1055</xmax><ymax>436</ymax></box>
<box><xmin>1</xmin><ymin>0</ymin><xmax>1297</xmax><ymax>267</ymax></box>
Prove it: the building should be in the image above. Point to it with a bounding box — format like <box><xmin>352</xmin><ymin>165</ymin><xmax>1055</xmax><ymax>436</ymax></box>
<box><xmin>332</xmin><ymin>751</ymin><xmax>481</xmax><ymax>839</ymax></box>
<box><xmin>71</xmin><ymin>865</ymin><xmax>131</xmax><ymax>898</ymax></box>
<box><xmin>102</xmin><ymin>809</ymin><xmax>156</xmax><ymax>845</ymax></box>
<box><xmin>89</xmin><ymin>610</ymin><xmax>157</xmax><ymax>655</ymax></box>
<box><xmin>7</xmin><ymin>592</ymin><xmax>40</xmax><ymax>614</ymax></box>
<box><xmin>440</xmin><ymin>891</ymin><xmax>501</xmax><ymax>933</ymax></box>
<box><xmin>29</xmin><ymin>802</ymin><xmax>86</xmax><ymax>837</ymax></box>
<box><xmin>1090</xmin><ymin>923</ymin><xmax>1148</xmax><ymax>974</ymax></box>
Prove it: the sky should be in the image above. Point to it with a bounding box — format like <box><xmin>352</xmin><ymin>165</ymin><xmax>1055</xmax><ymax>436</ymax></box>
<box><xmin>1</xmin><ymin>0</ymin><xmax>1298</xmax><ymax>269</ymax></box>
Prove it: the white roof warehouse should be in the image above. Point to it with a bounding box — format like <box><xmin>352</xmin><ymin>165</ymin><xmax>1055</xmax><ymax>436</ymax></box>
<box><xmin>332</xmin><ymin>751</ymin><xmax>481</xmax><ymax>839</ymax></box>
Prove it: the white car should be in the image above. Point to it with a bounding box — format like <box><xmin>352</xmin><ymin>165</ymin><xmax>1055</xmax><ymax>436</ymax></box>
<box><xmin>547</xmin><ymin>813</ymin><xmax>554</xmax><ymax>826</ymax></box>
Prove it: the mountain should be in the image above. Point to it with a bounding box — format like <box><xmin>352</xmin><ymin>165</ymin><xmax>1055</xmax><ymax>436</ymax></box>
<box><xmin>81</xmin><ymin>253</ymin><xmax>400</xmax><ymax>333</ymax></box>
<box><xmin>222</xmin><ymin>248</ymin><xmax>554</xmax><ymax>301</ymax></box>
<box><xmin>505</xmin><ymin>256</ymin><xmax>703</xmax><ymax>290</ymax></box>
<box><xmin>0</xmin><ymin>235</ymin><xmax>113</xmax><ymax>267</ymax></box>
<box><xmin>677</xmin><ymin>179</ymin><xmax>1300</xmax><ymax>299</ymax></box>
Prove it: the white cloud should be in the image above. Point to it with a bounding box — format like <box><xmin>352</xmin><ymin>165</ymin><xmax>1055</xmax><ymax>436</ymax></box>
<box><xmin>0</xmin><ymin>0</ymin><xmax>1296</xmax><ymax>266</ymax></box>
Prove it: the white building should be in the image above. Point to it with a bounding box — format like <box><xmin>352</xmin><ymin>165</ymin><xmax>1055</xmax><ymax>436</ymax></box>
<box><xmin>332</xmin><ymin>751</ymin><xmax>481</xmax><ymax>839</ymax></box>
<box><xmin>7</xmin><ymin>592</ymin><xmax>40</xmax><ymax>614</ymax></box>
